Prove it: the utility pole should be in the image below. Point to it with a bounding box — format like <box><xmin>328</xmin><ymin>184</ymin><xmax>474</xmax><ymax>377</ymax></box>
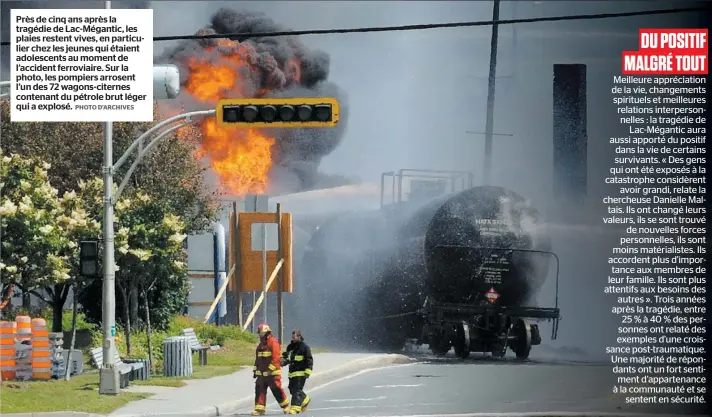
<box><xmin>482</xmin><ymin>0</ymin><xmax>501</xmax><ymax>185</ymax></box>
<box><xmin>99</xmin><ymin>0</ymin><xmax>120</xmax><ymax>395</ymax></box>
<box><xmin>511</xmin><ymin>1</ymin><xmax>519</xmax><ymax>88</ymax></box>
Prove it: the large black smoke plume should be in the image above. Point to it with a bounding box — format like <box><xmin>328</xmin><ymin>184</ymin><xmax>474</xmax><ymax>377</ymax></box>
<box><xmin>156</xmin><ymin>8</ymin><xmax>351</xmax><ymax>195</ymax></box>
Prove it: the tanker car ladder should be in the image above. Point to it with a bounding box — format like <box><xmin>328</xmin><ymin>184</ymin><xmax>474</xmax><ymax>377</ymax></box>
<box><xmin>418</xmin><ymin>246</ymin><xmax>561</xmax><ymax>360</ymax></box>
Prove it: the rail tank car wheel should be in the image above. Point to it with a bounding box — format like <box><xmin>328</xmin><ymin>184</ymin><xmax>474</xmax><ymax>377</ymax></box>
<box><xmin>511</xmin><ymin>318</ymin><xmax>532</xmax><ymax>360</ymax></box>
<box><xmin>453</xmin><ymin>322</ymin><xmax>471</xmax><ymax>359</ymax></box>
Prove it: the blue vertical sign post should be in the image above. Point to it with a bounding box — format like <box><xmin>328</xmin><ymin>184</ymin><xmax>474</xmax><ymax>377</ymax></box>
<box><xmin>212</xmin><ymin>222</ymin><xmax>227</xmax><ymax>326</ymax></box>
<box><xmin>212</xmin><ymin>233</ymin><xmax>219</xmax><ymax>326</ymax></box>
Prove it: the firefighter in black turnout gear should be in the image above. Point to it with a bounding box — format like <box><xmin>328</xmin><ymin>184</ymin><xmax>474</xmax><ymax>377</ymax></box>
<box><xmin>281</xmin><ymin>330</ymin><xmax>313</xmax><ymax>414</ymax></box>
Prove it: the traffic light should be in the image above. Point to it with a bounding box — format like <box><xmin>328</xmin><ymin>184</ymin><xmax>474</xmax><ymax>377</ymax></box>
<box><xmin>216</xmin><ymin>97</ymin><xmax>340</xmax><ymax>128</ymax></box>
<box><xmin>79</xmin><ymin>240</ymin><xmax>100</xmax><ymax>278</ymax></box>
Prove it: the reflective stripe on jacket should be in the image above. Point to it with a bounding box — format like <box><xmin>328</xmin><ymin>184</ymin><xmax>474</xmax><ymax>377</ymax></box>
<box><xmin>253</xmin><ymin>335</ymin><xmax>282</xmax><ymax>376</ymax></box>
<box><xmin>285</xmin><ymin>340</ymin><xmax>313</xmax><ymax>378</ymax></box>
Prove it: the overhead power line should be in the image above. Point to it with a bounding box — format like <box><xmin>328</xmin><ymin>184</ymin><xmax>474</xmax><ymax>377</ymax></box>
<box><xmin>159</xmin><ymin>6</ymin><xmax>708</xmax><ymax>42</ymax></box>
<box><xmin>0</xmin><ymin>5</ymin><xmax>708</xmax><ymax>47</ymax></box>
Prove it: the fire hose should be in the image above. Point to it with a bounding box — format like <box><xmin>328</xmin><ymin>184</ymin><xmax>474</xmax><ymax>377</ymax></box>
<box><xmin>375</xmin><ymin>311</ymin><xmax>419</xmax><ymax>319</ymax></box>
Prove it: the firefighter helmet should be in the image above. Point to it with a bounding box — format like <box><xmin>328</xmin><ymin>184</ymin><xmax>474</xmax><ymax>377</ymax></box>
<box><xmin>258</xmin><ymin>323</ymin><xmax>272</xmax><ymax>334</ymax></box>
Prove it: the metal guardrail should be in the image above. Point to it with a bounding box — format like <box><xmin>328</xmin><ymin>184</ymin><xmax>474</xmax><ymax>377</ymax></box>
<box><xmin>380</xmin><ymin>169</ymin><xmax>475</xmax><ymax>208</ymax></box>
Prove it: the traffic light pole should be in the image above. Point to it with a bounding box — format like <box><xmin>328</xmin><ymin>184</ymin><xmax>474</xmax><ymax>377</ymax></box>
<box><xmin>114</xmin><ymin>120</ymin><xmax>194</xmax><ymax>201</ymax></box>
<box><xmin>482</xmin><ymin>0</ymin><xmax>501</xmax><ymax>185</ymax></box>
<box><xmin>99</xmin><ymin>115</ymin><xmax>119</xmax><ymax>395</ymax></box>
<box><xmin>2</xmin><ymin>1</ymin><xmax>181</xmax><ymax>393</ymax></box>
<box><xmin>112</xmin><ymin>109</ymin><xmax>215</xmax><ymax>179</ymax></box>
<box><xmin>98</xmin><ymin>0</ymin><xmax>120</xmax><ymax>397</ymax></box>
<box><xmin>99</xmin><ymin>109</ymin><xmax>213</xmax><ymax>394</ymax></box>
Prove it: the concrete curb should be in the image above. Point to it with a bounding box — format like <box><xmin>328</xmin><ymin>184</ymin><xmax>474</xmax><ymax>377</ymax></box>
<box><xmin>2</xmin><ymin>413</ymin><xmax>107</xmax><ymax>417</ymax></box>
<box><xmin>379</xmin><ymin>414</ymin><xmax>708</xmax><ymax>417</ymax></box>
<box><xmin>105</xmin><ymin>409</ymin><xmax>217</xmax><ymax>417</ymax></box>
<box><xmin>214</xmin><ymin>353</ymin><xmax>414</xmax><ymax>416</ymax></box>
<box><xmin>3</xmin><ymin>406</ymin><xmax>705</xmax><ymax>417</ymax></box>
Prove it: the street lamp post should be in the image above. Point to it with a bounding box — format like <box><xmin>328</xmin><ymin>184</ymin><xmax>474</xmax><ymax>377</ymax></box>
<box><xmin>1</xmin><ymin>8</ymin><xmax>182</xmax><ymax>393</ymax></box>
<box><xmin>98</xmin><ymin>0</ymin><xmax>120</xmax><ymax>396</ymax></box>
<box><xmin>97</xmin><ymin>110</ymin><xmax>211</xmax><ymax>392</ymax></box>
<box><xmin>113</xmin><ymin>110</ymin><xmax>215</xmax><ymax>201</ymax></box>
<box><xmin>98</xmin><ymin>57</ymin><xmax>182</xmax><ymax>395</ymax></box>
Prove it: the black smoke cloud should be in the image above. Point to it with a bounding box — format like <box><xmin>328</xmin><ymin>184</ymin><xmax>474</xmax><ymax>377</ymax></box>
<box><xmin>156</xmin><ymin>8</ymin><xmax>352</xmax><ymax>195</ymax></box>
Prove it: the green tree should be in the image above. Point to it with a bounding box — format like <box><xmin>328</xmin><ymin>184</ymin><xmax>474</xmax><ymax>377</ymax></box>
<box><xmin>0</xmin><ymin>100</ymin><xmax>220</xmax><ymax>235</ymax></box>
<box><xmin>1</xmin><ymin>99</ymin><xmax>219</xmax><ymax>330</ymax></box>
<box><xmin>0</xmin><ymin>151</ymin><xmax>71</xmax><ymax>310</ymax></box>
<box><xmin>119</xmin><ymin>193</ymin><xmax>188</xmax><ymax>354</ymax></box>
<box><xmin>76</xmin><ymin>179</ymin><xmax>189</xmax><ymax>352</ymax></box>
<box><xmin>44</xmin><ymin>178</ymin><xmax>107</xmax><ymax>332</ymax></box>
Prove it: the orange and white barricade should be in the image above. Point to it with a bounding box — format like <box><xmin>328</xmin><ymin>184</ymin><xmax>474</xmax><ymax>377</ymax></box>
<box><xmin>0</xmin><ymin>321</ymin><xmax>16</xmax><ymax>380</ymax></box>
<box><xmin>14</xmin><ymin>316</ymin><xmax>32</xmax><ymax>381</ymax></box>
<box><xmin>15</xmin><ymin>316</ymin><xmax>31</xmax><ymax>343</ymax></box>
<box><xmin>31</xmin><ymin>318</ymin><xmax>51</xmax><ymax>380</ymax></box>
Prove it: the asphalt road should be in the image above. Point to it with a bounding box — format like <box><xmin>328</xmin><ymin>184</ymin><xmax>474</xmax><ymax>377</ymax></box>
<box><xmin>234</xmin><ymin>354</ymin><xmax>707</xmax><ymax>417</ymax></box>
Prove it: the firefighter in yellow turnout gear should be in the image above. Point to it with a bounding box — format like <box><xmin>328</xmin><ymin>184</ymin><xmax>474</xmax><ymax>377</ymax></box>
<box><xmin>281</xmin><ymin>330</ymin><xmax>313</xmax><ymax>414</ymax></box>
<box><xmin>251</xmin><ymin>323</ymin><xmax>290</xmax><ymax>415</ymax></box>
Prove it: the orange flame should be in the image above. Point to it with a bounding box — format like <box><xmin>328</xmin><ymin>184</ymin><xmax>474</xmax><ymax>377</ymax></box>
<box><xmin>196</xmin><ymin>120</ymin><xmax>273</xmax><ymax>195</ymax></box>
<box><xmin>181</xmin><ymin>38</ymin><xmax>301</xmax><ymax>196</ymax></box>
